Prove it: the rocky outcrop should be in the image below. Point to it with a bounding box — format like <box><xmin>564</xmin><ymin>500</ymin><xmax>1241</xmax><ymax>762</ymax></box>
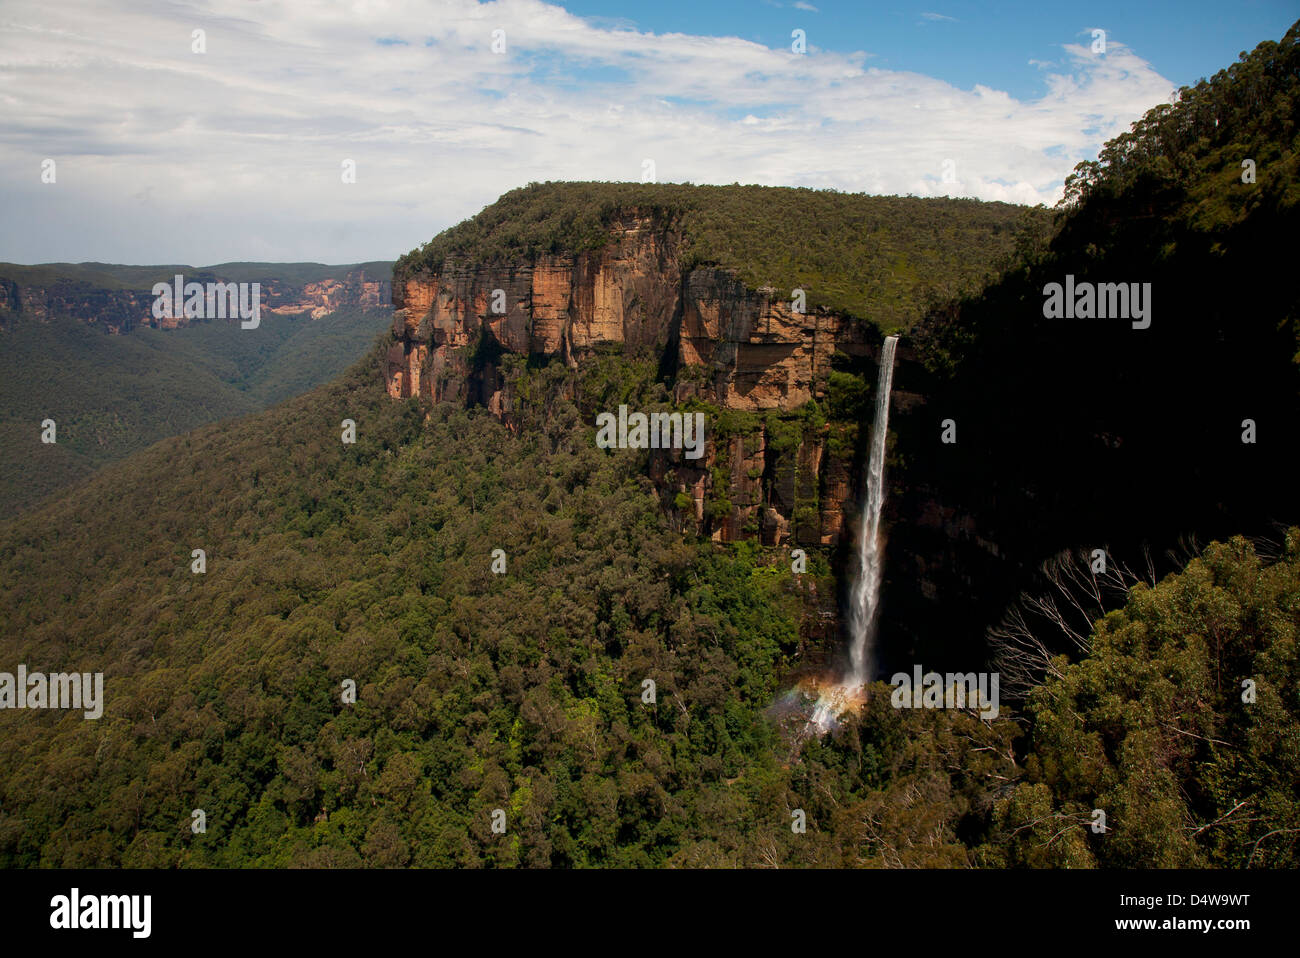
<box><xmin>389</xmin><ymin>216</ymin><xmax>874</xmax><ymax>412</ymax></box>
<box><xmin>387</xmin><ymin>211</ymin><xmax>894</xmax><ymax>547</ymax></box>
<box><xmin>0</xmin><ymin>279</ymin><xmax>154</xmax><ymax>334</ymax></box>
<box><xmin>0</xmin><ymin>267</ymin><xmax>391</xmax><ymax>333</ymax></box>
<box><xmin>389</xmin><ymin>213</ymin><xmax>686</xmax><ymax>401</ymax></box>
<box><xmin>263</xmin><ymin>273</ymin><xmax>391</xmax><ymax>319</ymax></box>
<box><xmin>675</xmin><ymin>269</ymin><xmax>870</xmax><ymax>411</ymax></box>
<box><xmin>388</xmin><ymin>206</ymin><xmax>1199</xmax><ymax>676</ymax></box>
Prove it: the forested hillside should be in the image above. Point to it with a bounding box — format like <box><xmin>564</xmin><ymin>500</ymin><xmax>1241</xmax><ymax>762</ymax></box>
<box><xmin>1</xmin><ymin>337</ymin><xmax>1295</xmax><ymax>866</ymax></box>
<box><xmin>0</xmin><ymin>346</ymin><xmax>818</xmax><ymax>866</ymax></box>
<box><xmin>885</xmin><ymin>21</ymin><xmax>1300</xmax><ymax>674</ymax></box>
<box><xmin>0</xmin><ymin>305</ymin><xmax>391</xmax><ymax>515</ymax></box>
<box><xmin>917</xmin><ymin>20</ymin><xmax>1300</xmax><ymax>375</ymax></box>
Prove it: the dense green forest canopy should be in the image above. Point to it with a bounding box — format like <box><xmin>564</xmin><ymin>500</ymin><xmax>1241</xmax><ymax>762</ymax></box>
<box><xmin>396</xmin><ymin>183</ymin><xmax>1047</xmax><ymax>331</ymax></box>
<box><xmin>993</xmin><ymin>533</ymin><xmax>1300</xmax><ymax>868</ymax></box>
<box><xmin>1</xmin><ymin>335</ymin><xmax>1295</xmax><ymax>867</ymax></box>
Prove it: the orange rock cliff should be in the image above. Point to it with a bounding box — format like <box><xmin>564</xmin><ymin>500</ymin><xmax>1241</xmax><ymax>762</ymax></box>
<box><xmin>387</xmin><ymin>212</ymin><xmax>924</xmax><ymax>548</ymax></box>
<box><xmin>0</xmin><ymin>268</ymin><xmax>391</xmax><ymax>333</ymax></box>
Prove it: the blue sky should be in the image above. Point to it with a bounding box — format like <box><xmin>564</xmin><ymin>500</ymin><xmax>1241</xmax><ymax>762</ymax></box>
<box><xmin>564</xmin><ymin>0</ymin><xmax>1299</xmax><ymax>99</ymax></box>
<box><xmin>0</xmin><ymin>0</ymin><xmax>1294</xmax><ymax>264</ymax></box>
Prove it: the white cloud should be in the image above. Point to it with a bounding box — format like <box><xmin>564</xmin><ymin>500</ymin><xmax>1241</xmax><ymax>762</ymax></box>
<box><xmin>0</xmin><ymin>0</ymin><xmax>1175</xmax><ymax>264</ymax></box>
<box><xmin>794</xmin><ymin>2</ymin><xmax>820</xmax><ymax>12</ymax></box>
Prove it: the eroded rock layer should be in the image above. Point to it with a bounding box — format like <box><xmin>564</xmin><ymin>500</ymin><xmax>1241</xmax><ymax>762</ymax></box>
<box><xmin>387</xmin><ymin>213</ymin><xmax>903</xmax><ymax>549</ymax></box>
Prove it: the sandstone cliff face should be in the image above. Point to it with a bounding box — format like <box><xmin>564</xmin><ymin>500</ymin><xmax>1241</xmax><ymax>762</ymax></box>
<box><xmin>0</xmin><ymin>279</ymin><xmax>153</xmax><ymax>334</ymax></box>
<box><xmin>389</xmin><ymin>214</ymin><xmax>683</xmax><ymax>402</ymax></box>
<box><xmin>675</xmin><ymin>269</ymin><xmax>871</xmax><ymax>411</ymax></box>
<box><xmin>388</xmin><ymin>213</ymin><xmax>895</xmax><ymax>547</ymax></box>
<box><xmin>388</xmin><ymin>215</ymin><xmax>1018</xmax><ymax>674</ymax></box>
<box><xmin>263</xmin><ymin>273</ymin><xmax>391</xmax><ymax>320</ymax></box>
<box><xmin>0</xmin><ymin>268</ymin><xmax>391</xmax><ymax>333</ymax></box>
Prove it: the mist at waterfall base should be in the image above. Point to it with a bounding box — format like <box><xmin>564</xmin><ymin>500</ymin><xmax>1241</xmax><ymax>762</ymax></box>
<box><xmin>768</xmin><ymin>336</ymin><xmax>900</xmax><ymax>742</ymax></box>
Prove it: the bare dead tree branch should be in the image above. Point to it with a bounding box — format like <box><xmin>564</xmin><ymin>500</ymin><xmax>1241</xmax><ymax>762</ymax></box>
<box><xmin>1189</xmin><ymin>799</ymin><xmax>1251</xmax><ymax>836</ymax></box>
<box><xmin>1247</xmin><ymin>827</ymin><xmax>1300</xmax><ymax>867</ymax></box>
<box><xmin>989</xmin><ymin>545</ymin><xmax>1146</xmax><ymax>699</ymax></box>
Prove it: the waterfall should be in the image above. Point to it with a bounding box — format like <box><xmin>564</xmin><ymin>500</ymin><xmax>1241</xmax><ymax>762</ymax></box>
<box><xmin>775</xmin><ymin>334</ymin><xmax>901</xmax><ymax>738</ymax></box>
<box><xmin>844</xmin><ymin>334</ymin><xmax>899</xmax><ymax>687</ymax></box>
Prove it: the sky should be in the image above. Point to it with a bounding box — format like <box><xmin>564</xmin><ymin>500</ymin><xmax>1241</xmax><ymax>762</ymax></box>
<box><xmin>0</xmin><ymin>0</ymin><xmax>1295</xmax><ymax>266</ymax></box>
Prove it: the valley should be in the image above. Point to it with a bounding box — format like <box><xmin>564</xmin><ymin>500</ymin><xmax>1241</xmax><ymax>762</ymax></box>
<box><xmin>0</xmin><ymin>262</ymin><xmax>393</xmax><ymax>515</ymax></box>
<box><xmin>0</xmin><ymin>19</ymin><xmax>1297</xmax><ymax>873</ymax></box>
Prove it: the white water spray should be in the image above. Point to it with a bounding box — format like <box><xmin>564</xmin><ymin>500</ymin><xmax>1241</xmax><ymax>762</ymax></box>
<box><xmin>845</xmin><ymin>334</ymin><xmax>899</xmax><ymax>688</ymax></box>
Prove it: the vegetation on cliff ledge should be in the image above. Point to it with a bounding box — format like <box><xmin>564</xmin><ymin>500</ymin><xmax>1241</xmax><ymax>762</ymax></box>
<box><xmin>396</xmin><ymin>183</ymin><xmax>1047</xmax><ymax>332</ymax></box>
